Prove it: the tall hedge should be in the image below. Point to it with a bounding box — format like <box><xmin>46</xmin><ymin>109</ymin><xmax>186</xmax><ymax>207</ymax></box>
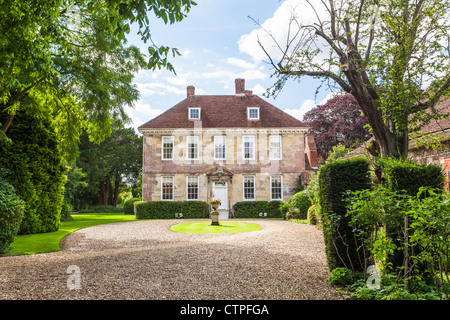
<box><xmin>134</xmin><ymin>201</ymin><xmax>209</xmax><ymax>219</ymax></box>
<box><xmin>0</xmin><ymin>110</ymin><xmax>65</xmax><ymax>234</ymax></box>
<box><xmin>379</xmin><ymin>157</ymin><xmax>445</xmax><ymax>196</ymax></box>
<box><xmin>319</xmin><ymin>157</ymin><xmax>372</xmax><ymax>272</ymax></box>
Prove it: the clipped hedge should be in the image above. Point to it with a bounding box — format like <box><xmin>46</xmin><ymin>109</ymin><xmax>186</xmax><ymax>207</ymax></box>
<box><xmin>123</xmin><ymin>198</ymin><xmax>141</xmax><ymax>215</ymax></box>
<box><xmin>232</xmin><ymin>201</ymin><xmax>283</xmax><ymax>218</ymax></box>
<box><xmin>379</xmin><ymin>157</ymin><xmax>445</xmax><ymax>196</ymax></box>
<box><xmin>319</xmin><ymin>157</ymin><xmax>371</xmax><ymax>272</ymax></box>
<box><xmin>134</xmin><ymin>201</ymin><xmax>209</xmax><ymax>219</ymax></box>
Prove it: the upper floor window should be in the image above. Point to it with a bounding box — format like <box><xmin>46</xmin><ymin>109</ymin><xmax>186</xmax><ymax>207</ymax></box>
<box><xmin>214</xmin><ymin>136</ymin><xmax>226</xmax><ymax>160</ymax></box>
<box><xmin>269</xmin><ymin>135</ymin><xmax>282</xmax><ymax>160</ymax></box>
<box><xmin>243</xmin><ymin>135</ymin><xmax>255</xmax><ymax>160</ymax></box>
<box><xmin>187</xmin><ymin>136</ymin><xmax>199</xmax><ymax>160</ymax></box>
<box><xmin>247</xmin><ymin>107</ymin><xmax>259</xmax><ymax>120</ymax></box>
<box><xmin>162</xmin><ymin>136</ymin><xmax>174</xmax><ymax>160</ymax></box>
<box><xmin>189</xmin><ymin>107</ymin><xmax>201</xmax><ymax>120</ymax></box>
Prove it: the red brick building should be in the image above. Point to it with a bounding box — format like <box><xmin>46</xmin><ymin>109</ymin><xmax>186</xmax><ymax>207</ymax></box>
<box><xmin>138</xmin><ymin>79</ymin><xmax>318</xmax><ymax>218</ymax></box>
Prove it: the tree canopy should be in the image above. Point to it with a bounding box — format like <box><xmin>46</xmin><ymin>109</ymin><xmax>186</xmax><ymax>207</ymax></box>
<box><xmin>303</xmin><ymin>93</ymin><xmax>371</xmax><ymax>161</ymax></box>
<box><xmin>0</xmin><ymin>0</ymin><xmax>196</xmax><ymax>162</ymax></box>
<box><xmin>256</xmin><ymin>0</ymin><xmax>450</xmax><ymax>158</ymax></box>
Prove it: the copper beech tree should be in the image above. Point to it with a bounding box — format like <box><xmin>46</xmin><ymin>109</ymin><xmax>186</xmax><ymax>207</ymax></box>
<box><xmin>256</xmin><ymin>0</ymin><xmax>450</xmax><ymax>158</ymax></box>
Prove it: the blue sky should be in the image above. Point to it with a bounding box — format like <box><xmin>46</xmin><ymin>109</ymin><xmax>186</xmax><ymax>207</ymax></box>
<box><xmin>125</xmin><ymin>0</ymin><xmax>335</xmax><ymax>132</ymax></box>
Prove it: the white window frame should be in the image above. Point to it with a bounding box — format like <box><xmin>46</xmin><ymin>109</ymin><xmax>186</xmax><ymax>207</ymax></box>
<box><xmin>161</xmin><ymin>136</ymin><xmax>174</xmax><ymax>160</ymax></box>
<box><xmin>161</xmin><ymin>176</ymin><xmax>174</xmax><ymax>201</ymax></box>
<box><xmin>214</xmin><ymin>136</ymin><xmax>226</xmax><ymax>160</ymax></box>
<box><xmin>188</xmin><ymin>107</ymin><xmax>201</xmax><ymax>120</ymax></box>
<box><xmin>269</xmin><ymin>135</ymin><xmax>282</xmax><ymax>160</ymax></box>
<box><xmin>270</xmin><ymin>175</ymin><xmax>283</xmax><ymax>201</ymax></box>
<box><xmin>186</xmin><ymin>136</ymin><xmax>199</xmax><ymax>160</ymax></box>
<box><xmin>186</xmin><ymin>176</ymin><xmax>199</xmax><ymax>201</ymax></box>
<box><xmin>243</xmin><ymin>135</ymin><xmax>255</xmax><ymax>160</ymax></box>
<box><xmin>243</xmin><ymin>175</ymin><xmax>255</xmax><ymax>201</ymax></box>
<box><xmin>247</xmin><ymin>107</ymin><xmax>260</xmax><ymax>120</ymax></box>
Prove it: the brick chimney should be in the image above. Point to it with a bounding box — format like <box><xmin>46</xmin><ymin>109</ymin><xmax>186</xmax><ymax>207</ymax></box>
<box><xmin>235</xmin><ymin>78</ymin><xmax>245</xmax><ymax>95</ymax></box>
<box><xmin>305</xmin><ymin>133</ymin><xmax>318</xmax><ymax>169</ymax></box>
<box><xmin>187</xmin><ymin>86</ymin><xmax>195</xmax><ymax>98</ymax></box>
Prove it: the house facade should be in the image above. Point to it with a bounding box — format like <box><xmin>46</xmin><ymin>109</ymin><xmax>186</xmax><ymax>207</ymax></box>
<box><xmin>138</xmin><ymin>79</ymin><xmax>317</xmax><ymax>218</ymax></box>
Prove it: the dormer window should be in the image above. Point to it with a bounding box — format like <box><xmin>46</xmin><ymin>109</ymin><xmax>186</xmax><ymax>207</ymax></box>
<box><xmin>189</xmin><ymin>107</ymin><xmax>201</xmax><ymax>120</ymax></box>
<box><xmin>247</xmin><ymin>107</ymin><xmax>259</xmax><ymax>120</ymax></box>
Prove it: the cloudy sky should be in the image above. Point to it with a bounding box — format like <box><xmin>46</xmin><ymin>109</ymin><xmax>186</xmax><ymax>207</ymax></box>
<box><xmin>125</xmin><ymin>0</ymin><xmax>336</xmax><ymax>132</ymax></box>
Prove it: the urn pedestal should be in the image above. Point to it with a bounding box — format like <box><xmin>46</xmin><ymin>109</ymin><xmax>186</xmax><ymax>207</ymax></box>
<box><xmin>210</xmin><ymin>201</ymin><xmax>220</xmax><ymax>226</ymax></box>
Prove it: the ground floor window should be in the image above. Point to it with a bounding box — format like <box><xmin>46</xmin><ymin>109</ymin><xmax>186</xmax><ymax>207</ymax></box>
<box><xmin>187</xmin><ymin>176</ymin><xmax>199</xmax><ymax>200</ymax></box>
<box><xmin>243</xmin><ymin>176</ymin><xmax>255</xmax><ymax>200</ymax></box>
<box><xmin>270</xmin><ymin>175</ymin><xmax>283</xmax><ymax>200</ymax></box>
<box><xmin>161</xmin><ymin>176</ymin><xmax>174</xmax><ymax>200</ymax></box>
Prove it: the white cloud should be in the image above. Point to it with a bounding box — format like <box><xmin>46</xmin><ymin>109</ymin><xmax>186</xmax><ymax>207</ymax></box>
<box><xmin>135</xmin><ymin>82</ymin><xmax>185</xmax><ymax>96</ymax></box>
<box><xmin>283</xmin><ymin>92</ymin><xmax>339</xmax><ymax>121</ymax></box>
<box><xmin>238</xmin><ymin>0</ymin><xmax>329</xmax><ymax>63</ymax></box>
<box><xmin>125</xmin><ymin>102</ymin><xmax>164</xmax><ymax>133</ymax></box>
<box><xmin>226</xmin><ymin>57</ymin><xmax>257</xmax><ymax>69</ymax></box>
<box><xmin>166</xmin><ymin>77</ymin><xmax>189</xmax><ymax>86</ymax></box>
<box><xmin>250</xmin><ymin>84</ymin><xmax>266</xmax><ymax>95</ymax></box>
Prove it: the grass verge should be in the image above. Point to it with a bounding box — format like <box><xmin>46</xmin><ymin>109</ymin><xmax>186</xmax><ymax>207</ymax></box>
<box><xmin>2</xmin><ymin>213</ymin><xmax>137</xmax><ymax>256</ymax></box>
<box><xmin>170</xmin><ymin>221</ymin><xmax>261</xmax><ymax>233</ymax></box>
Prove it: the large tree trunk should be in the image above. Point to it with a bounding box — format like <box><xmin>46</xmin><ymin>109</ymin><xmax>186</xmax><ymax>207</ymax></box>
<box><xmin>99</xmin><ymin>179</ymin><xmax>110</xmax><ymax>206</ymax></box>
<box><xmin>111</xmin><ymin>174</ymin><xmax>120</xmax><ymax>208</ymax></box>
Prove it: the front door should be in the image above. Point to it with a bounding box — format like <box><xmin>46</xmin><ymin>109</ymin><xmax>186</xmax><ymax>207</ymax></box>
<box><xmin>212</xmin><ymin>181</ymin><xmax>228</xmax><ymax>219</ymax></box>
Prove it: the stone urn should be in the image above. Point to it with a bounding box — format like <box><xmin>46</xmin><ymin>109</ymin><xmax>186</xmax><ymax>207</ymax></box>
<box><xmin>210</xmin><ymin>199</ymin><xmax>221</xmax><ymax>226</ymax></box>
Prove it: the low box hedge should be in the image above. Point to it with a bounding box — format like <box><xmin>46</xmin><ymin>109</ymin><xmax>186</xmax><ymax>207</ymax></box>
<box><xmin>123</xmin><ymin>198</ymin><xmax>141</xmax><ymax>215</ymax></box>
<box><xmin>134</xmin><ymin>200</ymin><xmax>209</xmax><ymax>219</ymax></box>
<box><xmin>233</xmin><ymin>200</ymin><xmax>283</xmax><ymax>218</ymax></box>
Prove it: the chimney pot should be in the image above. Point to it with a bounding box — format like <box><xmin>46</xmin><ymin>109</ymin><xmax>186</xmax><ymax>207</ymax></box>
<box><xmin>187</xmin><ymin>86</ymin><xmax>195</xmax><ymax>98</ymax></box>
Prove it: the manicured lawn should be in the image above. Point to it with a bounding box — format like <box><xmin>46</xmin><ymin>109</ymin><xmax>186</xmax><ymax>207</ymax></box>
<box><xmin>170</xmin><ymin>221</ymin><xmax>261</xmax><ymax>233</ymax></box>
<box><xmin>3</xmin><ymin>213</ymin><xmax>137</xmax><ymax>256</ymax></box>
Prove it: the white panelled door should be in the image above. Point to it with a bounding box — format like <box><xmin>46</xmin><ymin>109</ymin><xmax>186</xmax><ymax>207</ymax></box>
<box><xmin>212</xmin><ymin>181</ymin><xmax>228</xmax><ymax>219</ymax></box>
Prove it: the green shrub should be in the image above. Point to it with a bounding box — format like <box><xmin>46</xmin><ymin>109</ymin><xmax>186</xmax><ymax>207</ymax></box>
<box><xmin>0</xmin><ymin>170</ymin><xmax>26</xmax><ymax>253</ymax></box>
<box><xmin>288</xmin><ymin>190</ymin><xmax>312</xmax><ymax>220</ymax></box>
<box><xmin>379</xmin><ymin>157</ymin><xmax>445</xmax><ymax>271</ymax></box>
<box><xmin>123</xmin><ymin>197</ymin><xmax>140</xmax><ymax>215</ymax></box>
<box><xmin>307</xmin><ymin>204</ymin><xmax>318</xmax><ymax>225</ymax></box>
<box><xmin>328</xmin><ymin>267</ymin><xmax>353</xmax><ymax>286</ymax></box>
<box><xmin>279</xmin><ymin>202</ymin><xmax>291</xmax><ymax>220</ymax></box>
<box><xmin>233</xmin><ymin>201</ymin><xmax>269</xmax><ymax>218</ymax></box>
<box><xmin>134</xmin><ymin>201</ymin><xmax>209</xmax><ymax>219</ymax></box>
<box><xmin>319</xmin><ymin>157</ymin><xmax>372</xmax><ymax>272</ymax></box>
<box><xmin>60</xmin><ymin>201</ymin><xmax>73</xmax><ymax>222</ymax></box>
<box><xmin>285</xmin><ymin>207</ymin><xmax>301</xmax><ymax>220</ymax></box>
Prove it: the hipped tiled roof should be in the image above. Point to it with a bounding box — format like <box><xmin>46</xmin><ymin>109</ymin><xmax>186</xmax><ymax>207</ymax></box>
<box><xmin>138</xmin><ymin>95</ymin><xmax>307</xmax><ymax>130</ymax></box>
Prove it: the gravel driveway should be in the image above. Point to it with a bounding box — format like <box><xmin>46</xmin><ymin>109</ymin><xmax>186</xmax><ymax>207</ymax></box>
<box><xmin>0</xmin><ymin>219</ymin><xmax>340</xmax><ymax>300</ymax></box>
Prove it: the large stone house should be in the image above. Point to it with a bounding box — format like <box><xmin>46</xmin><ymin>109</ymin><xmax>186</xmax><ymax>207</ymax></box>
<box><xmin>138</xmin><ymin>79</ymin><xmax>317</xmax><ymax>219</ymax></box>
